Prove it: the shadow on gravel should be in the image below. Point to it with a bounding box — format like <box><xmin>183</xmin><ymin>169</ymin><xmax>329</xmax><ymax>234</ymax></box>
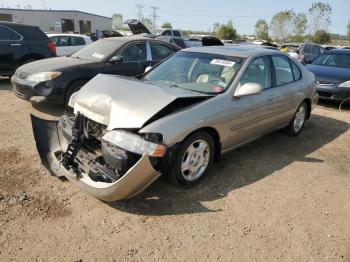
<box><xmin>318</xmin><ymin>99</ymin><xmax>350</xmax><ymax>111</ymax></box>
<box><xmin>32</xmin><ymin>103</ymin><xmax>65</xmax><ymax>117</ymax></box>
<box><xmin>0</xmin><ymin>77</ymin><xmax>12</xmax><ymax>91</ymax></box>
<box><xmin>108</xmin><ymin>114</ymin><xmax>349</xmax><ymax>216</ymax></box>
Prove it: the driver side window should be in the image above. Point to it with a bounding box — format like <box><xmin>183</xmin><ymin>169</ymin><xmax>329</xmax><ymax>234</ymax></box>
<box><xmin>239</xmin><ymin>56</ymin><xmax>271</xmax><ymax>90</ymax></box>
<box><xmin>120</xmin><ymin>43</ymin><xmax>147</xmax><ymax>62</ymax></box>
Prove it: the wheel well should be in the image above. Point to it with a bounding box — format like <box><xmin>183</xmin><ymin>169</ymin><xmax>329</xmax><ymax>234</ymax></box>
<box><xmin>304</xmin><ymin>98</ymin><xmax>311</xmax><ymax>119</ymax></box>
<box><xmin>64</xmin><ymin>78</ymin><xmax>90</xmax><ymax>100</ymax></box>
<box><xmin>185</xmin><ymin>127</ymin><xmax>222</xmax><ymax>161</ymax></box>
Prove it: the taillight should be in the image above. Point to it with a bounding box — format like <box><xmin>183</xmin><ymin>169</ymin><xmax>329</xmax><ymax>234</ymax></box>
<box><xmin>48</xmin><ymin>41</ymin><xmax>56</xmax><ymax>55</ymax></box>
<box><xmin>298</xmin><ymin>54</ymin><xmax>305</xmax><ymax>63</ymax></box>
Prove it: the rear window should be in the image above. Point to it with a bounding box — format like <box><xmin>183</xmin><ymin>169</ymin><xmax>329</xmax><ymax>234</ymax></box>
<box><xmin>0</xmin><ymin>25</ymin><xmax>22</xmax><ymax>41</ymax></box>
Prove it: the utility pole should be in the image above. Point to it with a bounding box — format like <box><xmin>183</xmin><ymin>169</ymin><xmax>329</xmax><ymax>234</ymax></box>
<box><xmin>150</xmin><ymin>6</ymin><xmax>159</xmax><ymax>29</ymax></box>
<box><xmin>135</xmin><ymin>4</ymin><xmax>144</xmax><ymax>21</ymax></box>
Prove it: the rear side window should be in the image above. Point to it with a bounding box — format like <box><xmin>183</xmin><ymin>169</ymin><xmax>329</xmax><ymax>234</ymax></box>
<box><xmin>150</xmin><ymin>42</ymin><xmax>174</xmax><ymax>60</ymax></box>
<box><xmin>161</xmin><ymin>30</ymin><xmax>172</xmax><ymax>36</ymax></box>
<box><xmin>173</xmin><ymin>31</ymin><xmax>181</xmax><ymax>37</ymax></box>
<box><xmin>71</xmin><ymin>36</ymin><xmax>86</xmax><ymax>46</ymax></box>
<box><xmin>312</xmin><ymin>45</ymin><xmax>321</xmax><ymax>56</ymax></box>
<box><xmin>291</xmin><ymin>61</ymin><xmax>302</xmax><ymax>80</ymax></box>
<box><xmin>51</xmin><ymin>36</ymin><xmax>69</xmax><ymax>47</ymax></box>
<box><xmin>16</xmin><ymin>26</ymin><xmax>48</xmax><ymax>41</ymax></box>
<box><xmin>272</xmin><ymin>56</ymin><xmax>294</xmax><ymax>86</ymax></box>
<box><xmin>120</xmin><ymin>42</ymin><xmax>147</xmax><ymax>62</ymax></box>
<box><xmin>0</xmin><ymin>25</ymin><xmax>22</xmax><ymax>41</ymax></box>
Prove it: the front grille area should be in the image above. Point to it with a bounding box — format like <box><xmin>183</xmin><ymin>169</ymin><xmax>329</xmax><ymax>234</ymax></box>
<box><xmin>317</xmin><ymin>91</ymin><xmax>332</xmax><ymax>98</ymax></box>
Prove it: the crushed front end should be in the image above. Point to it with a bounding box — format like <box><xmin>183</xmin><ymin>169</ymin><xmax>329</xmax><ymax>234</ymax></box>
<box><xmin>31</xmin><ymin>114</ymin><xmax>164</xmax><ymax>201</ymax></box>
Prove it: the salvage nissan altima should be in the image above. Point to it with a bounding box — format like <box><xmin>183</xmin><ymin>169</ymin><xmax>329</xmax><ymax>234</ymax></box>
<box><xmin>31</xmin><ymin>46</ymin><xmax>318</xmax><ymax>201</ymax></box>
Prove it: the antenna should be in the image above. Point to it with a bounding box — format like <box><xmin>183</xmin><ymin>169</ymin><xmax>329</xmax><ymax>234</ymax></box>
<box><xmin>150</xmin><ymin>6</ymin><xmax>159</xmax><ymax>29</ymax></box>
<box><xmin>135</xmin><ymin>4</ymin><xmax>144</xmax><ymax>21</ymax></box>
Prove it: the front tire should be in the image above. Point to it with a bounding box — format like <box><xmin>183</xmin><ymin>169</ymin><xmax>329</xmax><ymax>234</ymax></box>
<box><xmin>284</xmin><ymin>101</ymin><xmax>307</xmax><ymax>136</ymax></box>
<box><xmin>167</xmin><ymin>131</ymin><xmax>215</xmax><ymax>186</ymax></box>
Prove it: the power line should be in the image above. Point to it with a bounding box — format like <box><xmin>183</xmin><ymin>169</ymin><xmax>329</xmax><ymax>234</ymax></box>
<box><xmin>150</xmin><ymin>6</ymin><xmax>159</xmax><ymax>29</ymax></box>
<box><xmin>135</xmin><ymin>4</ymin><xmax>144</xmax><ymax>21</ymax></box>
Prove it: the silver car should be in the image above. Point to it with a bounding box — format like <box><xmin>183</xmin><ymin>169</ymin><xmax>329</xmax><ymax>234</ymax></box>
<box><xmin>31</xmin><ymin>46</ymin><xmax>318</xmax><ymax>201</ymax></box>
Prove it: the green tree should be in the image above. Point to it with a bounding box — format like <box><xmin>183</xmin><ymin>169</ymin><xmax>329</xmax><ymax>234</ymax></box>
<box><xmin>270</xmin><ymin>10</ymin><xmax>295</xmax><ymax>42</ymax></box>
<box><xmin>293</xmin><ymin>13</ymin><xmax>308</xmax><ymax>37</ymax></box>
<box><xmin>215</xmin><ymin>20</ymin><xmax>238</xmax><ymax>40</ymax></box>
<box><xmin>312</xmin><ymin>30</ymin><xmax>330</xmax><ymax>44</ymax></box>
<box><xmin>255</xmin><ymin>19</ymin><xmax>269</xmax><ymax>40</ymax></box>
<box><xmin>161</xmin><ymin>22</ymin><xmax>172</xmax><ymax>29</ymax></box>
<box><xmin>308</xmin><ymin>2</ymin><xmax>332</xmax><ymax>34</ymax></box>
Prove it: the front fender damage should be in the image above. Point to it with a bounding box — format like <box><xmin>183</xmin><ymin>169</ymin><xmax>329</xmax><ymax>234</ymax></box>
<box><xmin>30</xmin><ymin>115</ymin><xmax>160</xmax><ymax>201</ymax></box>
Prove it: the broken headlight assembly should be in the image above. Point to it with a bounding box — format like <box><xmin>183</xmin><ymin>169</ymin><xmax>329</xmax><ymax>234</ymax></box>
<box><xmin>102</xmin><ymin>130</ymin><xmax>167</xmax><ymax>157</ymax></box>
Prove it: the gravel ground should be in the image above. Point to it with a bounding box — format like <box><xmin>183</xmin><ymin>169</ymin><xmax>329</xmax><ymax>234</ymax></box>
<box><xmin>0</xmin><ymin>77</ymin><xmax>349</xmax><ymax>262</ymax></box>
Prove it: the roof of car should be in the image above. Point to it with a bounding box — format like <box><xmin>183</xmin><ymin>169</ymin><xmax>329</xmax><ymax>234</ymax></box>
<box><xmin>0</xmin><ymin>21</ymin><xmax>38</xmax><ymax>28</ymax></box>
<box><xmin>182</xmin><ymin>45</ymin><xmax>281</xmax><ymax>58</ymax></box>
<box><xmin>325</xmin><ymin>48</ymin><xmax>350</xmax><ymax>55</ymax></box>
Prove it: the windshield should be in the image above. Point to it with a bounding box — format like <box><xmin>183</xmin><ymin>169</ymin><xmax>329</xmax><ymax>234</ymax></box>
<box><xmin>71</xmin><ymin>39</ymin><xmax>122</xmax><ymax>61</ymax></box>
<box><xmin>312</xmin><ymin>53</ymin><xmax>350</xmax><ymax>69</ymax></box>
<box><xmin>144</xmin><ymin>51</ymin><xmax>243</xmax><ymax>94</ymax></box>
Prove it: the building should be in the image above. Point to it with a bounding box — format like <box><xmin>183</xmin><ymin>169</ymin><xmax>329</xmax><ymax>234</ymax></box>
<box><xmin>0</xmin><ymin>8</ymin><xmax>112</xmax><ymax>34</ymax></box>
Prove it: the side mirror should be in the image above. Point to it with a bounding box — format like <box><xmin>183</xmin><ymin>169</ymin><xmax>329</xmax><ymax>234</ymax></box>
<box><xmin>109</xmin><ymin>55</ymin><xmax>123</xmax><ymax>63</ymax></box>
<box><xmin>234</xmin><ymin>83</ymin><xmax>262</xmax><ymax>98</ymax></box>
<box><xmin>144</xmin><ymin>66</ymin><xmax>152</xmax><ymax>73</ymax></box>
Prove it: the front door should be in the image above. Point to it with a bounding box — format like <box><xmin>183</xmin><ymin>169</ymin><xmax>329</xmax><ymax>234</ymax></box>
<box><xmin>104</xmin><ymin>41</ymin><xmax>149</xmax><ymax>76</ymax></box>
<box><xmin>226</xmin><ymin>56</ymin><xmax>278</xmax><ymax>148</ymax></box>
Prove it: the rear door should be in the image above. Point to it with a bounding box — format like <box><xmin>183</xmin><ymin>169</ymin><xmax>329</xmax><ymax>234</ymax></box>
<box><xmin>0</xmin><ymin>25</ymin><xmax>23</xmax><ymax>75</ymax></box>
<box><xmin>270</xmin><ymin>55</ymin><xmax>302</xmax><ymax>126</ymax></box>
<box><xmin>51</xmin><ymin>35</ymin><xmax>70</xmax><ymax>56</ymax></box>
<box><xmin>148</xmin><ymin>41</ymin><xmax>175</xmax><ymax>66</ymax></box>
<box><xmin>104</xmin><ymin>41</ymin><xmax>149</xmax><ymax>76</ymax></box>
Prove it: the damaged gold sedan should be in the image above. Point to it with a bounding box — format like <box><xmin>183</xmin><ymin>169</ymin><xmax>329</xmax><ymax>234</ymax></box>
<box><xmin>31</xmin><ymin>46</ymin><xmax>318</xmax><ymax>201</ymax></box>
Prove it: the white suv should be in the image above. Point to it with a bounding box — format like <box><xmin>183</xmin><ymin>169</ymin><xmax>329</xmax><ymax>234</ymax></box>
<box><xmin>47</xmin><ymin>34</ymin><xmax>92</xmax><ymax>56</ymax></box>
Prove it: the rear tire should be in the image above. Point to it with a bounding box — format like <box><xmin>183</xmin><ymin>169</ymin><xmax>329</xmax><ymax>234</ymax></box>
<box><xmin>64</xmin><ymin>80</ymin><xmax>88</xmax><ymax>107</ymax></box>
<box><xmin>167</xmin><ymin>131</ymin><xmax>215</xmax><ymax>187</ymax></box>
<box><xmin>284</xmin><ymin>101</ymin><xmax>307</xmax><ymax>137</ymax></box>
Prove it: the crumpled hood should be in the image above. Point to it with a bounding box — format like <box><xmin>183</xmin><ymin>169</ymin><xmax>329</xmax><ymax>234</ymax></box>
<box><xmin>69</xmin><ymin>74</ymin><xmax>209</xmax><ymax>130</ymax></box>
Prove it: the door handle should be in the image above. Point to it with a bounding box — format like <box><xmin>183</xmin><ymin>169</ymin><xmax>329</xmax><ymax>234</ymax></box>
<box><xmin>11</xmin><ymin>43</ymin><xmax>21</xmax><ymax>46</ymax></box>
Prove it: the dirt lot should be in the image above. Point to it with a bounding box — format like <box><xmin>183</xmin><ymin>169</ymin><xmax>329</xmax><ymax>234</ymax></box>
<box><xmin>0</xmin><ymin>76</ymin><xmax>349</xmax><ymax>262</ymax></box>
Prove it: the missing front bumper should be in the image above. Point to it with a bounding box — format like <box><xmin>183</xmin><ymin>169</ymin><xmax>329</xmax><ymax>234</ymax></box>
<box><xmin>31</xmin><ymin>115</ymin><xmax>161</xmax><ymax>201</ymax></box>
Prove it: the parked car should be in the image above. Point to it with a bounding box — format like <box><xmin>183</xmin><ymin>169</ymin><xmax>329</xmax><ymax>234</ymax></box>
<box><xmin>12</xmin><ymin>37</ymin><xmax>180</xmax><ymax>105</ymax></box>
<box><xmin>306</xmin><ymin>49</ymin><xmax>350</xmax><ymax>103</ymax></box>
<box><xmin>297</xmin><ymin>43</ymin><xmax>325</xmax><ymax>64</ymax></box>
<box><xmin>31</xmin><ymin>46</ymin><xmax>318</xmax><ymax>201</ymax></box>
<box><xmin>47</xmin><ymin>33</ymin><xmax>92</xmax><ymax>56</ymax></box>
<box><xmin>280</xmin><ymin>43</ymin><xmax>300</xmax><ymax>60</ymax></box>
<box><xmin>0</xmin><ymin>22</ymin><xmax>56</xmax><ymax>77</ymax></box>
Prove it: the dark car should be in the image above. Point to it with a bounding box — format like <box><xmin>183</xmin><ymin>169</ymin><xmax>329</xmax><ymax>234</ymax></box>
<box><xmin>306</xmin><ymin>49</ymin><xmax>350</xmax><ymax>103</ymax></box>
<box><xmin>0</xmin><ymin>22</ymin><xmax>56</xmax><ymax>77</ymax></box>
<box><xmin>297</xmin><ymin>43</ymin><xmax>325</xmax><ymax>64</ymax></box>
<box><xmin>11</xmin><ymin>37</ymin><xmax>181</xmax><ymax>105</ymax></box>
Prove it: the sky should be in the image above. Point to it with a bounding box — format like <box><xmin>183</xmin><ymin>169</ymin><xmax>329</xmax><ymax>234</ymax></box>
<box><xmin>1</xmin><ymin>0</ymin><xmax>349</xmax><ymax>35</ymax></box>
